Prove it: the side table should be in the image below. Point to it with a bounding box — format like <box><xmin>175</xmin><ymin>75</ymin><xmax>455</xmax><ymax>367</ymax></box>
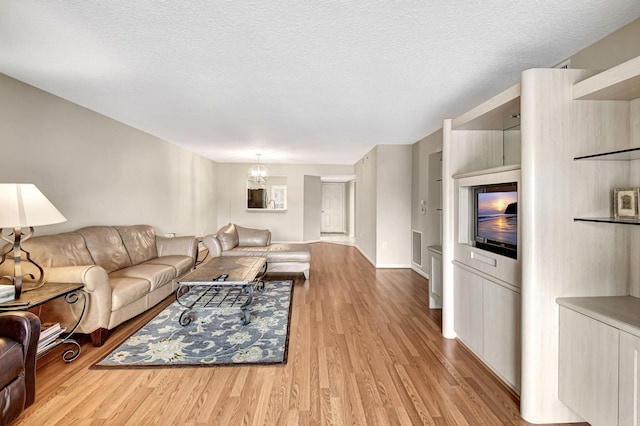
<box><xmin>0</xmin><ymin>283</ymin><xmax>87</xmax><ymax>362</ymax></box>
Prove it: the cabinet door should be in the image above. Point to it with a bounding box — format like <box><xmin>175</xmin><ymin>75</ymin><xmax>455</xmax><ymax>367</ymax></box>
<box><xmin>558</xmin><ymin>307</ymin><xmax>619</xmax><ymax>426</ymax></box>
<box><xmin>619</xmin><ymin>331</ymin><xmax>640</xmax><ymax>426</ymax></box>
<box><xmin>453</xmin><ymin>266</ymin><xmax>483</xmax><ymax>356</ymax></box>
<box><xmin>429</xmin><ymin>250</ymin><xmax>442</xmax><ymax>308</ymax></box>
<box><xmin>483</xmin><ymin>281</ymin><xmax>521</xmax><ymax>391</ymax></box>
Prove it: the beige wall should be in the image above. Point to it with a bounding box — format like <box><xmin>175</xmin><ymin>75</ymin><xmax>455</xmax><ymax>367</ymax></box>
<box><xmin>303</xmin><ymin>175</ymin><xmax>322</xmax><ymax>242</ymax></box>
<box><xmin>376</xmin><ymin>145</ymin><xmax>412</xmax><ymax>267</ymax></box>
<box><xmin>0</xmin><ymin>74</ymin><xmax>219</xmax><ymax>237</ymax></box>
<box><xmin>215</xmin><ymin>163</ymin><xmax>354</xmax><ymax>242</ymax></box>
<box><xmin>356</xmin><ymin>144</ymin><xmax>412</xmax><ymax>267</ymax></box>
<box><xmin>355</xmin><ymin>147</ymin><xmax>377</xmax><ymax>264</ymax></box>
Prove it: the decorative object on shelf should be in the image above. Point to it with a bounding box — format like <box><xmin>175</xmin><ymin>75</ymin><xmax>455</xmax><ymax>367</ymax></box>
<box><xmin>0</xmin><ymin>184</ymin><xmax>66</xmax><ymax>298</ymax></box>
<box><xmin>247</xmin><ymin>154</ymin><xmax>269</xmax><ymax>189</ymax></box>
<box><xmin>613</xmin><ymin>187</ymin><xmax>640</xmax><ymax>219</ymax></box>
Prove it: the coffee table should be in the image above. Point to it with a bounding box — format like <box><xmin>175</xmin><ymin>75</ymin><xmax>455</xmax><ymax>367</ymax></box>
<box><xmin>176</xmin><ymin>256</ymin><xmax>267</xmax><ymax>326</ymax></box>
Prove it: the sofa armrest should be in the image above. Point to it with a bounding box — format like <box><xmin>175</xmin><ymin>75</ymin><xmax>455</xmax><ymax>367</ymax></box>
<box><xmin>0</xmin><ymin>312</ymin><xmax>40</xmax><ymax>407</ymax></box>
<box><xmin>202</xmin><ymin>235</ymin><xmax>222</xmax><ymax>258</ymax></box>
<box><xmin>156</xmin><ymin>236</ymin><xmax>198</xmax><ymax>260</ymax></box>
<box><xmin>45</xmin><ymin>265</ymin><xmax>110</xmax><ymax>294</ymax></box>
<box><xmin>42</xmin><ymin>265</ymin><xmax>112</xmax><ymax>333</ymax></box>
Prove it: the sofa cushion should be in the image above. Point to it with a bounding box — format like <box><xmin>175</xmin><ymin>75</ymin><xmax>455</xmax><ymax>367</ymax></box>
<box><xmin>266</xmin><ymin>244</ymin><xmax>312</xmax><ymax>263</ymax></box>
<box><xmin>109</xmin><ymin>277</ymin><xmax>151</xmax><ymax>311</ymax></box>
<box><xmin>236</xmin><ymin>225</ymin><xmax>271</xmax><ymax>247</ymax></box>
<box><xmin>20</xmin><ymin>232</ymin><xmax>93</xmax><ymax>268</ymax></box>
<box><xmin>116</xmin><ymin>225</ymin><xmax>158</xmax><ymax>265</ymax></box>
<box><xmin>146</xmin><ymin>255</ymin><xmax>194</xmax><ymax>277</ymax></box>
<box><xmin>76</xmin><ymin>226</ymin><xmax>132</xmax><ymax>273</ymax></box>
<box><xmin>110</xmin><ymin>264</ymin><xmax>175</xmax><ymax>291</ymax></box>
<box><xmin>216</xmin><ymin>223</ymin><xmax>239</xmax><ymax>251</ymax></box>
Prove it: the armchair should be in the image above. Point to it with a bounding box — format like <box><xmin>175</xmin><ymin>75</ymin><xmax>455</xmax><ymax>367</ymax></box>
<box><xmin>0</xmin><ymin>312</ymin><xmax>40</xmax><ymax>425</ymax></box>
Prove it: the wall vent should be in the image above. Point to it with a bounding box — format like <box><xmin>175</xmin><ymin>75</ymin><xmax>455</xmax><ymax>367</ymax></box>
<box><xmin>412</xmin><ymin>230</ymin><xmax>422</xmax><ymax>266</ymax></box>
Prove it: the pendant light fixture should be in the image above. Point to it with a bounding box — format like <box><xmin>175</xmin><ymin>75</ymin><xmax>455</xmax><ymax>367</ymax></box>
<box><xmin>247</xmin><ymin>154</ymin><xmax>269</xmax><ymax>188</ymax></box>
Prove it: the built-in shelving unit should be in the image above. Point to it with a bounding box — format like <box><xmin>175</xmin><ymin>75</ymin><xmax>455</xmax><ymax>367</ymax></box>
<box><xmin>573</xmin><ymin>55</ymin><xmax>640</xmax><ymax>100</ymax></box>
<box><xmin>442</xmin><ymin>54</ymin><xmax>640</xmax><ymax>423</ymax></box>
<box><xmin>443</xmin><ymin>81</ymin><xmax>523</xmax><ymax>395</ymax></box>
<box><xmin>452</xmin><ymin>83</ymin><xmax>521</xmax><ymax>130</ymax></box>
<box><xmin>452</xmin><ymin>163</ymin><xmax>521</xmax><ymax>180</ymax></box>
<box><xmin>558</xmin><ymin>55</ymin><xmax>640</xmax><ymax>426</ymax></box>
<box><xmin>572</xmin><ymin>65</ymin><xmax>640</xmax><ymax>224</ymax></box>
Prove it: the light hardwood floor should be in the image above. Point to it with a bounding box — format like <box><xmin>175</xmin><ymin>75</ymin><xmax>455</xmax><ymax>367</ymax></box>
<box><xmin>17</xmin><ymin>243</ymin><xmax>585</xmax><ymax>425</ymax></box>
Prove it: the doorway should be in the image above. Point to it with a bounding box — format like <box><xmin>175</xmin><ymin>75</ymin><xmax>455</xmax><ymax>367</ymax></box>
<box><xmin>321</xmin><ymin>183</ymin><xmax>345</xmax><ymax>233</ymax></box>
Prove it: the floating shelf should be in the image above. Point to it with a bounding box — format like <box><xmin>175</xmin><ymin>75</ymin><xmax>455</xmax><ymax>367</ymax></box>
<box><xmin>574</xmin><ymin>147</ymin><xmax>640</xmax><ymax>161</ymax></box>
<box><xmin>573</xmin><ymin>55</ymin><xmax>640</xmax><ymax>101</ymax></box>
<box><xmin>574</xmin><ymin>217</ymin><xmax>640</xmax><ymax>225</ymax></box>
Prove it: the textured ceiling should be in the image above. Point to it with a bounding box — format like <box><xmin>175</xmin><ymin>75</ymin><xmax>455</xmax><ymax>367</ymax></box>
<box><xmin>2</xmin><ymin>1</ymin><xmax>640</xmax><ymax>165</ymax></box>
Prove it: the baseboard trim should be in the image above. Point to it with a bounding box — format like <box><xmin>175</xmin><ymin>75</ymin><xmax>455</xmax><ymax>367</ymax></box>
<box><xmin>411</xmin><ymin>266</ymin><xmax>430</xmax><ymax>280</ymax></box>
<box><xmin>375</xmin><ymin>263</ymin><xmax>412</xmax><ymax>268</ymax></box>
<box><xmin>355</xmin><ymin>245</ymin><xmax>376</xmax><ymax>266</ymax></box>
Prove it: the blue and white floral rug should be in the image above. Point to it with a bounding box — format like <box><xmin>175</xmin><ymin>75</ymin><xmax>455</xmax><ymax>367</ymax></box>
<box><xmin>94</xmin><ymin>280</ymin><xmax>293</xmax><ymax>368</ymax></box>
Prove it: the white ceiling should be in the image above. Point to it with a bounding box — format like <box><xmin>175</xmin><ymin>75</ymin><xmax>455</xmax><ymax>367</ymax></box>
<box><xmin>2</xmin><ymin>1</ymin><xmax>640</xmax><ymax>165</ymax></box>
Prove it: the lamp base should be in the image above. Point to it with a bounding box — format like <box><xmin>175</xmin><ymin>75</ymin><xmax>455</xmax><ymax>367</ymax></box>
<box><xmin>0</xmin><ymin>227</ymin><xmax>45</xmax><ymax>298</ymax></box>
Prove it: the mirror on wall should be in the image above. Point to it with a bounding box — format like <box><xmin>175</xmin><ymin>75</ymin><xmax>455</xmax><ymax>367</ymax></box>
<box><xmin>247</xmin><ymin>176</ymin><xmax>287</xmax><ymax>210</ymax></box>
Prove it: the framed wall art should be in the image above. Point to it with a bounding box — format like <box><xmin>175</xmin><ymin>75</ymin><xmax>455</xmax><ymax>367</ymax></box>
<box><xmin>613</xmin><ymin>187</ymin><xmax>640</xmax><ymax>219</ymax></box>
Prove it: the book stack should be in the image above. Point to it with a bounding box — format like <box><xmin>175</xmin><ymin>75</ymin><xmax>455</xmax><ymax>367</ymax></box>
<box><xmin>0</xmin><ymin>285</ymin><xmax>15</xmax><ymax>304</ymax></box>
<box><xmin>38</xmin><ymin>322</ymin><xmax>66</xmax><ymax>351</ymax></box>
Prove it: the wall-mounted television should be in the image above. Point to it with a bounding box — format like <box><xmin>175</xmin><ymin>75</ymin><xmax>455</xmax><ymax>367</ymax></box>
<box><xmin>474</xmin><ymin>182</ymin><xmax>518</xmax><ymax>259</ymax></box>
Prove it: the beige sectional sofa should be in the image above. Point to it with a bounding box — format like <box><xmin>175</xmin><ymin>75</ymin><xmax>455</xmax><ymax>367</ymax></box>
<box><xmin>202</xmin><ymin>224</ymin><xmax>311</xmax><ymax>279</ymax></box>
<box><xmin>0</xmin><ymin>225</ymin><xmax>197</xmax><ymax>346</ymax></box>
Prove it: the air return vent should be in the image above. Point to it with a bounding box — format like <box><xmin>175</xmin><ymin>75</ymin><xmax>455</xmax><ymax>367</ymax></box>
<box><xmin>412</xmin><ymin>230</ymin><xmax>422</xmax><ymax>266</ymax></box>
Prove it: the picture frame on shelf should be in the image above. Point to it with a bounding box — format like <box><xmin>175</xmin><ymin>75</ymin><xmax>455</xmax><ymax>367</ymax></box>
<box><xmin>613</xmin><ymin>188</ymin><xmax>640</xmax><ymax>219</ymax></box>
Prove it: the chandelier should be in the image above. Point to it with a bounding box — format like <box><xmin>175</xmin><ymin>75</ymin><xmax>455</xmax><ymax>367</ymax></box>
<box><xmin>247</xmin><ymin>154</ymin><xmax>269</xmax><ymax>187</ymax></box>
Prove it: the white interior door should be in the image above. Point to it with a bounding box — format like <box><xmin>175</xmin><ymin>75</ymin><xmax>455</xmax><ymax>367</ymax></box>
<box><xmin>321</xmin><ymin>183</ymin><xmax>345</xmax><ymax>233</ymax></box>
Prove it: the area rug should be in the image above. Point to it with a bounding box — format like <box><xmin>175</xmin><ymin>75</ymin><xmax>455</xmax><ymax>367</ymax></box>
<box><xmin>94</xmin><ymin>280</ymin><xmax>293</xmax><ymax>368</ymax></box>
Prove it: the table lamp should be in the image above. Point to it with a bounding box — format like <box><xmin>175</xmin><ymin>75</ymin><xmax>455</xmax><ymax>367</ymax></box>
<box><xmin>0</xmin><ymin>184</ymin><xmax>66</xmax><ymax>298</ymax></box>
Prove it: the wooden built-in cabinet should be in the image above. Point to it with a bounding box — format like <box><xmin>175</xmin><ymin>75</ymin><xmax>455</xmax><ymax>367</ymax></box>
<box><xmin>441</xmin><ymin>53</ymin><xmax>640</xmax><ymax>422</ymax></box>
<box><xmin>558</xmin><ymin>297</ymin><xmax>640</xmax><ymax>426</ymax></box>
<box><xmin>453</xmin><ymin>263</ymin><xmax>521</xmax><ymax>391</ymax></box>
<box><xmin>444</xmin><ymin>83</ymin><xmax>522</xmax><ymax>393</ymax></box>
<box><xmin>427</xmin><ymin>245</ymin><xmax>442</xmax><ymax>308</ymax></box>
<box><xmin>556</xmin><ymin>55</ymin><xmax>640</xmax><ymax>425</ymax></box>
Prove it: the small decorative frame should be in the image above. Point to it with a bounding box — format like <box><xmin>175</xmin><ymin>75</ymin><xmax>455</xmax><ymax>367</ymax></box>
<box><xmin>613</xmin><ymin>188</ymin><xmax>640</xmax><ymax>219</ymax></box>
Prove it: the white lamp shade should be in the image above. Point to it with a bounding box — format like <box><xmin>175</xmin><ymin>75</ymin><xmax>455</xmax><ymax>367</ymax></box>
<box><xmin>0</xmin><ymin>184</ymin><xmax>66</xmax><ymax>228</ymax></box>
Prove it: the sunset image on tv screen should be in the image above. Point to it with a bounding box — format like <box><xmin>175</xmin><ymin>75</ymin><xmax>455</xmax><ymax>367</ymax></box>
<box><xmin>477</xmin><ymin>191</ymin><xmax>517</xmax><ymax>246</ymax></box>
